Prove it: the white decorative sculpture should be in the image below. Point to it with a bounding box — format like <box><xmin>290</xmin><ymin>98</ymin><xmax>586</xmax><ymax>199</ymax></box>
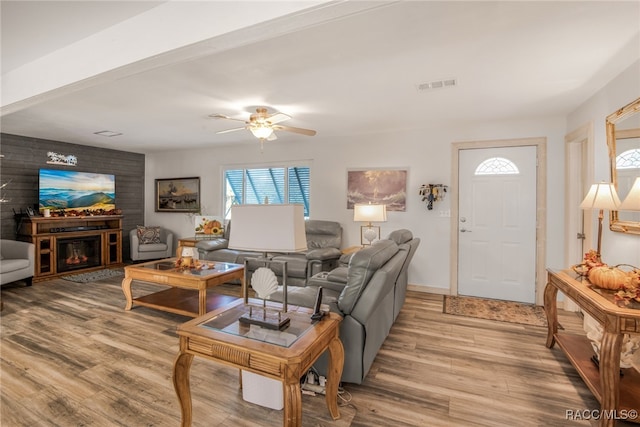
<box><xmin>586</xmin><ymin>322</ymin><xmax>640</xmax><ymax>369</ymax></box>
<box><xmin>251</xmin><ymin>267</ymin><xmax>279</xmax><ymax>300</ymax></box>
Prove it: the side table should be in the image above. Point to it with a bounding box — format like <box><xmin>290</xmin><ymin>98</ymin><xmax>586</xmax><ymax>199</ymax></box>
<box><xmin>173</xmin><ymin>299</ymin><xmax>344</xmax><ymax>427</ymax></box>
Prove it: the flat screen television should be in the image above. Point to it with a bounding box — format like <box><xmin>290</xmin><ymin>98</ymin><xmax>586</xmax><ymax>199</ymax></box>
<box><xmin>39</xmin><ymin>169</ymin><xmax>116</xmax><ymax>214</ymax></box>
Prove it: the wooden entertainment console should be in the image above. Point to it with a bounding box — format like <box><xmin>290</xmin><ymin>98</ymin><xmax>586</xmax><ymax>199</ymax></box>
<box><xmin>17</xmin><ymin>215</ymin><xmax>123</xmax><ymax>282</ymax></box>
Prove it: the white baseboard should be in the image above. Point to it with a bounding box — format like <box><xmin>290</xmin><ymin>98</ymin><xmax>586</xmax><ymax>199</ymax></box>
<box><xmin>407</xmin><ymin>284</ymin><xmax>449</xmax><ymax>295</ymax></box>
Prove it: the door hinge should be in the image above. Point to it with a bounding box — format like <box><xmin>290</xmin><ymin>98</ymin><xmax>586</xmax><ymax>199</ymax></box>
<box><xmin>577</xmin><ymin>232</ymin><xmax>586</xmax><ymax>240</ymax></box>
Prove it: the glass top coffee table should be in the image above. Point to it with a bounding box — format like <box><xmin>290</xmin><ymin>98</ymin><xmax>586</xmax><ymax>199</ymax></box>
<box><xmin>173</xmin><ymin>299</ymin><xmax>344</xmax><ymax>427</ymax></box>
<box><xmin>121</xmin><ymin>258</ymin><xmax>244</xmax><ymax>317</ymax></box>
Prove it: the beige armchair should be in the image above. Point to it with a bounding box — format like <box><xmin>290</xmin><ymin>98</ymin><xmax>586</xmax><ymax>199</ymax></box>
<box><xmin>129</xmin><ymin>227</ymin><xmax>174</xmax><ymax>262</ymax></box>
<box><xmin>1</xmin><ymin>239</ymin><xmax>35</xmax><ymax>286</ymax></box>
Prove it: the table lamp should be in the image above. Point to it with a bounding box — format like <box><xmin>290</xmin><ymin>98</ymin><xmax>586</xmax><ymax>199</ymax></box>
<box><xmin>228</xmin><ymin>204</ymin><xmax>307</xmax><ymax>330</ymax></box>
<box><xmin>353</xmin><ymin>203</ymin><xmax>387</xmax><ymax>246</ymax></box>
<box><xmin>579</xmin><ymin>182</ymin><xmax>621</xmax><ymax>263</ymax></box>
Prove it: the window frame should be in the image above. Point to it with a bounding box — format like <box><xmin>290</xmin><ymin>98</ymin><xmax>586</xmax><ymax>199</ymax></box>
<box><xmin>221</xmin><ymin>160</ymin><xmax>312</xmax><ymax>219</ymax></box>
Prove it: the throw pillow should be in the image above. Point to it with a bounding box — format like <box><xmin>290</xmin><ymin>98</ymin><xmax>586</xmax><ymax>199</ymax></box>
<box><xmin>137</xmin><ymin>226</ymin><xmax>161</xmax><ymax>244</ymax></box>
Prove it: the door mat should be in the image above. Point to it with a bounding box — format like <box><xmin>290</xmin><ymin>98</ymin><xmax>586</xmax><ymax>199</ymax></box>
<box><xmin>62</xmin><ymin>268</ymin><xmax>124</xmax><ymax>283</ymax></box>
<box><xmin>443</xmin><ymin>295</ymin><xmax>548</xmax><ymax>327</ymax></box>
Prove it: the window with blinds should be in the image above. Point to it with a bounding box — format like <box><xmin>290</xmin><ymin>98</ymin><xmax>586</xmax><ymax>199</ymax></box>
<box><xmin>223</xmin><ymin>165</ymin><xmax>310</xmax><ymax>219</ymax></box>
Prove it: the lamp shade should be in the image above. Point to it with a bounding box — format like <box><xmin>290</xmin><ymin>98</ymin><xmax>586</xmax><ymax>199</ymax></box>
<box><xmin>353</xmin><ymin>203</ymin><xmax>387</xmax><ymax>223</ymax></box>
<box><xmin>228</xmin><ymin>204</ymin><xmax>307</xmax><ymax>253</ymax></box>
<box><xmin>619</xmin><ymin>177</ymin><xmax>640</xmax><ymax>211</ymax></box>
<box><xmin>579</xmin><ymin>182</ymin><xmax>621</xmax><ymax>210</ymax></box>
<box><xmin>249</xmin><ymin>124</ymin><xmax>274</xmax><ymax>139</ymax></box>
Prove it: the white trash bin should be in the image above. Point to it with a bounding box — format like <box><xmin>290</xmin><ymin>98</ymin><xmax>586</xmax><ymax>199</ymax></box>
<box><xmin>241</xmin><ymin>370</ymin><xmax>283</xmax><ymax>410</ymax></box>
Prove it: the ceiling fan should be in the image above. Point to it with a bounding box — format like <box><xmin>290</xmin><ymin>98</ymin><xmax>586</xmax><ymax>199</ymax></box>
<box><xmin>210</xmin><ymin>107</ymin><xmax>317</xmax><ymax>142</ymax></box>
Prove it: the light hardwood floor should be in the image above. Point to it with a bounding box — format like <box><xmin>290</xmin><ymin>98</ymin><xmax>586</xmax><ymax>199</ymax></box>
<box><xmin>1</xmin><ymin>276</ymin><xmax>635</xmax><ymax>427</ymax></box>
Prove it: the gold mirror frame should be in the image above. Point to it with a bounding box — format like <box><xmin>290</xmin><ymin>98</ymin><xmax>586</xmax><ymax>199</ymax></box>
<box><xmin>607</xmin><ymin>97</ymin><xmax>640</xmax><ymax>235</ymax></box>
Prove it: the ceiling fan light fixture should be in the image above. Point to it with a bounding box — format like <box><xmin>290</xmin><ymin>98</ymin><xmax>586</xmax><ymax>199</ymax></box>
<box><xmin>250</xmin><ymin>124</ymin><xmax>274</xmax><ymax>139</ymax></box>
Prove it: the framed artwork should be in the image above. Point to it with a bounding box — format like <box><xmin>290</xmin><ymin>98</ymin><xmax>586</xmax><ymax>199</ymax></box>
<box><xmin>155</xmin><ymin>177</ymin><xmax>200</xmax><ymax>212</ymax></box>
<box><xmin>347</xmin><ymin>169</ymin><xmax>407</xmax><ymax>211</ymax></box>
<box><xmin>194</xmin><ymin>216</ymin><xmax>225</xmax><ymax>237</ymax></box>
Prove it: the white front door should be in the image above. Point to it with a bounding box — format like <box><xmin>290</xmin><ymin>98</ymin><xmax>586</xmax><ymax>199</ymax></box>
<box><xmin>458</xmin><ymin>146</ymin><xmax>537</xmax><ymax>303</ymax></box>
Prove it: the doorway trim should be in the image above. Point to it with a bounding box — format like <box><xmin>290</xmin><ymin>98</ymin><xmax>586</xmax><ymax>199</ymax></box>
<box><xmin>564</xmin><ymin>122</ymin><xmax>594</xmax><ymax>312</ymax></box>
<box><xmin>450</xmin><ymin>137</ymin><xmax>547</xmax><ymax>306</ymax></box>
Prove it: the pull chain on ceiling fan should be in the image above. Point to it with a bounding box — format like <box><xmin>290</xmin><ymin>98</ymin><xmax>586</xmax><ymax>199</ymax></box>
<box><xmin>210</xmin><ymin>107</ymin><xmax>316</xmax><ymax>148</ymax></box>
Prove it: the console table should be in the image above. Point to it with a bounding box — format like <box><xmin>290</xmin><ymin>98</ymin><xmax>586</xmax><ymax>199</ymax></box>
<box><xmin>17</xmin><ymin>215</ymin><xmax>123</xmax><ymax>281</ymax></box>
<box><xmin>544</xmin><ymin>269</ymin><xmax>640</xmax><ymax>426</ymax></box>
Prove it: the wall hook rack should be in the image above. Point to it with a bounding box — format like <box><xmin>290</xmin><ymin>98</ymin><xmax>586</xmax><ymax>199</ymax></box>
<box><xmin>419</xmin><ymin>184</ymin><xmax>448</xmax><ymax>210</ymax></box>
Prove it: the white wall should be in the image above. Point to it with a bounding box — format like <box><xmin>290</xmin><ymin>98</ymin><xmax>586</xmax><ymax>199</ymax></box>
<box><xmin>145</xmin><ymin>115</ymin><xmax>566</xmax><ymax>292</ymax></box>
<box><xmin>567</xmin><ymin>59</ymin><xmax>640</xmax><ymax>267</ymax></box>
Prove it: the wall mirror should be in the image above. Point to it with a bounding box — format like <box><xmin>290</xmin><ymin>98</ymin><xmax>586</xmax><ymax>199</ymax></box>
<box><xmin>607</xmin><ymin>96</ymin><xmax>640</xmax><ymax>235</ymax></box>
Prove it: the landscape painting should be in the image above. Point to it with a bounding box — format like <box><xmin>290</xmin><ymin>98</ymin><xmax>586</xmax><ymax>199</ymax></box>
<box><xmin>39</xmin><ymin>169</ymin><xmax>116</xmax><ymax>214</ymax></box>
<box><xmin>347</xmin><ymin>169</ymin><xmax>407</xmax><ymax>211</ymax></box>
<box><xmin>156</xmin><ymin>177</ymin><xmax>200</xmax><ymax>212</ymax></box>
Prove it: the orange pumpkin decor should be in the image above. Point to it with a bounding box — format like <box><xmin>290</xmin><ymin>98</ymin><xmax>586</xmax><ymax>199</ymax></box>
<box><xmin>588</xmin><ymin>266</ymin><xmax>629</xmax><ymax>290</ymax></box>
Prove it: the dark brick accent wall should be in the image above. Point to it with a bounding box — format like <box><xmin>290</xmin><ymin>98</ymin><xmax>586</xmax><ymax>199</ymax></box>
<box><xmin>0</xmin><ymin>133</ymin><xmax>145</xmax><ymax>261</ymax></box>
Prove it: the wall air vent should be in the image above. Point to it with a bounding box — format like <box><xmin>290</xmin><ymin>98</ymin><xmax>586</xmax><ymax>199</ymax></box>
<box><xmin>416</xmin><ymin>78</ymin><xmax>457</xmax><ymax>92</ymax></box>
<box><xmin>94</xmin><ymin>130</ymin><xmax>123</xmax><ymax>137</ymax></box>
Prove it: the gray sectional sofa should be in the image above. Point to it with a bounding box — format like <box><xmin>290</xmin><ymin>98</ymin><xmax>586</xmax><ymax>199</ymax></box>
<box><xmin>196</xmin><ymin>219</ymin><xmax>343</xmax><ymax>287</ymax></box>
<box><xmin>272</xmin><ymin>229</ymin><xmax>420</xmax><ymax>384</ymax></box>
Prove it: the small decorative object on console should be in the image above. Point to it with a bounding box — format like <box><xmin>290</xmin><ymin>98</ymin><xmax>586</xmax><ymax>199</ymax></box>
<box><xmin>572</xmin><ymin>250</ymin><xmax>640</xmax><ymax>305</ymax></box>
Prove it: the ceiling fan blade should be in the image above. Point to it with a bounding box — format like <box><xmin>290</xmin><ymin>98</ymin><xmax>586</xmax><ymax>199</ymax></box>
<box><xmin>273</xmin><ymin>125</ymin><xmax>316</xmax><ymax>136</ymax></box>
<box><xmin>216</xmin><ymin>126</ymin><xmax>247</xmax><ymax>134</ymax></box>
<box><xmin>209</xmin><ymin>113</ymin><xmax>247</xmax><ymax>123</ymax></box>
<box><xmin>267</xmin><ymin>112</ymin><xmax>291</xmax><ymax>124</ymax></box>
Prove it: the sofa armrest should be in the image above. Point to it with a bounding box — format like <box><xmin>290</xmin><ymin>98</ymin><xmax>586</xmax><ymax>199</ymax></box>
<box><xmin>165</xmin><ymin>232</ymin><xmax>174</xmax><ymax>257</ymax></box>
<box><xmin>195</xmin><ymin>238</ymin><xmax>229</xmax><ymax>253</ymax></box>
<box><xmin>129</xmin><ymin>229</ymin><xmax>140</xmax><ymax>260</ymax></box>
<box><xmin>306</xmin><ymin>247</ymin><xmax>341</xmax><ymax>261</ymax></box>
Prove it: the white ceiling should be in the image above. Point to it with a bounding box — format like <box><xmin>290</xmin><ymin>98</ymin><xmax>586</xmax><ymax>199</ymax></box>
<box><xmin>1</xmin><ymin>1</ymin><xmax>639</xmax><ymax>154</ymax></box>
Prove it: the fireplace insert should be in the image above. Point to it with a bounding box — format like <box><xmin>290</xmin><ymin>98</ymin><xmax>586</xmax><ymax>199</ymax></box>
<box><xmin>57</xmin><ymin>236</ymin><xmax>101</xmax><ymax>273</ymax></box>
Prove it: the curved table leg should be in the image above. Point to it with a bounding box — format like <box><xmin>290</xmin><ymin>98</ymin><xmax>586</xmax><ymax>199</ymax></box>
<box><xmin>598</xmin><ymin>331</ymin><xmax>623</xmax><ymax>427</ymax></box>
<box><xmin>543</xmin><ymin>281</ymin><xmax>558</xmax><ymax>348</ymax></box>
<box><xmin>173</xmin><ymin>347</ymin><xmax>194</xmax><ymax>427</ymax></box>
<box><xmin>121</xmin><ymin>276</ymin><xmax>133</xmax><ymax>311</ymax></box>
<box><xmin>283</xmin><ymin>381</ymin><xmax>302</xmax><ymax>427</ymax></box>
<box><xmin>326</xmin><ymin>336</ymin><xmax>344</xmax><ymax>420</ymax></box>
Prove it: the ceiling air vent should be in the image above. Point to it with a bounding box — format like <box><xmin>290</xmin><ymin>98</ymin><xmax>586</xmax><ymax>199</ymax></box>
<box><xmin>94</xmin><ymin>130</ymin><xmax>123</xmax><ymax>137</ymax></box>
<box><xmin>416</xmin><ymin>78</ymin><xmax>457</xmax><ymax>92</ymax></box>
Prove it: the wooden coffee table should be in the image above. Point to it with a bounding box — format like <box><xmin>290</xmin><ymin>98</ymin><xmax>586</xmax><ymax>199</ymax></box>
<box><xmin>121</xmin><ymin>258</ymin><xmax>244</xmax><ymax>317</ymax></box>
<box><xmin>173</xmin><ymin>299</ymin><xmax>344</xmax><ymax>427</ymax></box>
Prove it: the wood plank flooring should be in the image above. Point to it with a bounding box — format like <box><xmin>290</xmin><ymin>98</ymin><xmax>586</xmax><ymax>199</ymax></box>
<box><xmin>1</xmin><ymin>276</ymin><xmax>635</xmax><ymax>426</ymax></box>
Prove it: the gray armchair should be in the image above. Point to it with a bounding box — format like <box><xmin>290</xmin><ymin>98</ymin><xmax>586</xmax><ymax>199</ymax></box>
<box><xmin>129</xmin><ymin>227</ymin><xmax>174</xmax><ymax>262</ymax></box>
<box><xmin>0</xmin><ymin>239</ymin><xmax>35</xmax><ymax>286</ymax></box>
